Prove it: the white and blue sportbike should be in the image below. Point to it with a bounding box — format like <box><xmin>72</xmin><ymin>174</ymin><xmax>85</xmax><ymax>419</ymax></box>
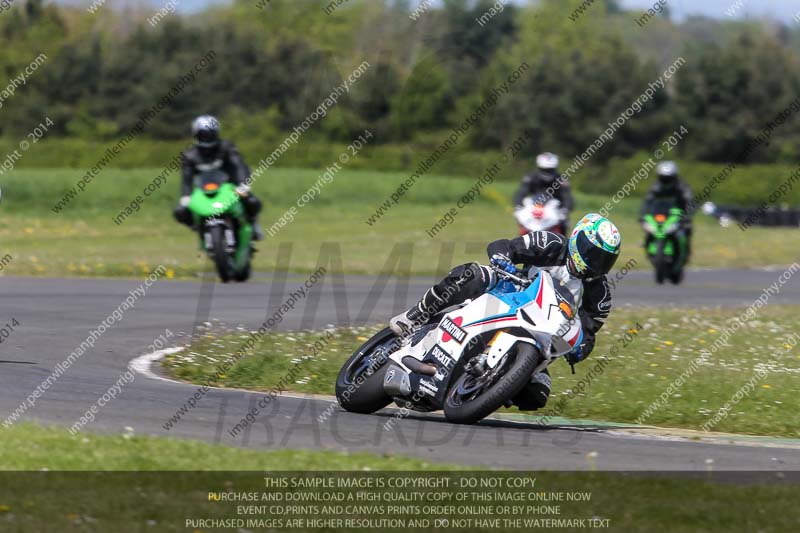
<box><xmin>335</xmin><ymin>264</ymin><xmax>583</xmax><ymax>424</ymax></box>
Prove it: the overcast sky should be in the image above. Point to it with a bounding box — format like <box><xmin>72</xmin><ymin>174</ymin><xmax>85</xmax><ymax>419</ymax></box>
<box><xmin>621</xmin><ymin>0</ymin><xmax>798</xmax><ymax>22</ymax></box>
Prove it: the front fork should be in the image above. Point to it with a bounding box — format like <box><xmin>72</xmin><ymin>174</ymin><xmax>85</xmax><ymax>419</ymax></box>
<box><xmin>196</xmin><ymin>218</ymin><xmax>239</xmax><ymax>256</ymax></box>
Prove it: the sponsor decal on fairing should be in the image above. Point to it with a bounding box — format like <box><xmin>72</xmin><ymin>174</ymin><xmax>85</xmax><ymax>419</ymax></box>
<box><xmin>439</xmin><ymin>316</ymin><xmax>467</xmax><ymax>343</ymax></box>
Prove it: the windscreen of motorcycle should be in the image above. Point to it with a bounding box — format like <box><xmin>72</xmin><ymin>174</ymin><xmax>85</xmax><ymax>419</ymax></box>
<box><xmin>528</xmin><ymin>265</ymin><xmax>583</xmax><ymax>310</ymax></box>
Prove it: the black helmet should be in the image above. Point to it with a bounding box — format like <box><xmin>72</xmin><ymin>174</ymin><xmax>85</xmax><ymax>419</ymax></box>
<box><xmin>191</xmin><ymin>115</ymin><xmax>220</xmax><ymax>148</ymax></box>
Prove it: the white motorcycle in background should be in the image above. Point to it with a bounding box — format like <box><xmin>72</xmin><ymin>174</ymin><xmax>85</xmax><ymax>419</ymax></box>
<box><xmin>514</xmin><ymin>193</ymin><xmax>568</xmax><ymax>235</ymax></box>
<box><xmin>335</xmin><ymin>265</ymin><xmax>583</xmax><ymax>424</ymax></box>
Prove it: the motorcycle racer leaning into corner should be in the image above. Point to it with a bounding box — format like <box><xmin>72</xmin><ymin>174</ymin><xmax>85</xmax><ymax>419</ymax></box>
<box><xmin>513</xmin><ymin>152</ymin><xmax>575</xmax><ymax>224</ymax></box>
<box><xmin>173</xmin><ymin>115</ymin><xmax>264</xmax><ymax>240</ymax></box>
<box><xmin>390</xmin><ymin>214</ymin><xmax>621</xmax><ymax>411</ymax></box>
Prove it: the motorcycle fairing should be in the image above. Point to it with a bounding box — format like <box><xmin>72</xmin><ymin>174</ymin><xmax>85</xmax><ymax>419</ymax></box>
<box><xmin>387</xmin><ymin>271</ymin><xmax>583</xmax><ymax>407</ymax></box>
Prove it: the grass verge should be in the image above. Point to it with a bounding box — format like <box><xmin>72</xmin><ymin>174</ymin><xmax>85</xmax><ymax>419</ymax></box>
<box><xmin>0</xmin><ymin>425</ymin><xmax>797</xmax><ymax>532</ymax></box>
<box><xmin>2</xmin><ymin>168</ymin><xmax>797</xmax><ymax>278</ymax></box>
<box><xmin>0</xmin><ymin>423</ymin><xmax>441</xmax><ymax>471</ymax></box>
<box><xmin>163</xmin><ymin>305</ymin><xmax>800</xmax><ymax>438</ymax></box>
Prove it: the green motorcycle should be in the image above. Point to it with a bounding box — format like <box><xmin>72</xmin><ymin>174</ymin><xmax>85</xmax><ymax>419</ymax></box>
<box><xmin>188</xmin><ymin>170</ymin><xmax>254</xmax><ymax>283</ymax></box>
<box><xmin>642</xmin><ymin>200</ymin><xmax>688</xmax><ymax>285</ymax></box>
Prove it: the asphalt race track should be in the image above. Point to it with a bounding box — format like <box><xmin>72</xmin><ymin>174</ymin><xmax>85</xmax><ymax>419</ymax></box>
<box><xmin>2</xmin><ymin>268</ymin><xmax>799</xmax><ymax>471</ymax></box>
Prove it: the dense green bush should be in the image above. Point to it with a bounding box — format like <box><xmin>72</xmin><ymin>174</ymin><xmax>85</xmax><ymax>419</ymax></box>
<box><xmin>593</xmin><ymin>157</ymin><xmax>800</xmax><ymax>207</ymax></box>
<box><xmin>2</xmin><ymin>136</ymin><xmax>529</xmax><ymax>181</ymax></box>
<box><xmin>6</xmin><ymin>137</ymin><xmax>796</xmax><ymax>208</ymax></box>
<box><xmin>2</xmin><ymin>0</ymin><xmax>800</xmax><ymax>170</ymax></box>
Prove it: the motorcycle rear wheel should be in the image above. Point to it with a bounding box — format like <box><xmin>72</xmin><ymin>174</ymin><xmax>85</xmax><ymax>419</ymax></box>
<box><xmin>233</xmin><ymin>261</ymin><xmax>251</xmax><ymax>282</ymax></box>
<box><xmin>335</xmin><ymin>328</ymin><xmax>394</xmax><ymax>414</ymax></box>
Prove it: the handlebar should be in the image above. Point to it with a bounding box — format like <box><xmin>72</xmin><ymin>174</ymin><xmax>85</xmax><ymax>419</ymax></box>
<box><xmin>490</xmin><ymin>264</ymin><xmax>532</xmax><ymax>287</ymax></box>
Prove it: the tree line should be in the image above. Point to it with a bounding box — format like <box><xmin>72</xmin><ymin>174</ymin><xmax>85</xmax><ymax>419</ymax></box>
<box><xmin>1</xmin><ymin>0</ymin><xmax>800</xmax><ymax>166</ymax></box>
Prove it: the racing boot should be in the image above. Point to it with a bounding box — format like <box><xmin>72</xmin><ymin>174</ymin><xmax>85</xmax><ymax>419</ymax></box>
<box><xmin>389</xmin><ymin>286</ymin><xmax>447</xmax><ymax>337</ymax></box>
<box><xmin>251</xmin><ymin>219</ymin><xmax>264</xmax><ymax>241</ymax></box>
<box><xmin>240</xmin><ymin>191</ymin><xmax>263</xmax><ymax>241</ymax></box>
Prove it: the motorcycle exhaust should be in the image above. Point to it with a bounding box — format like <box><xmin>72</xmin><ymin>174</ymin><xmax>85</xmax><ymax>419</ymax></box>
<box><xmin>383</xmin><ymin>364</ymin><xmax>412</xmax><ymax>397</ymax></box>
<box><xmin>401</xmin><ymin>356</ymin><xmax>437</xmax><ymax>376</ymax></box>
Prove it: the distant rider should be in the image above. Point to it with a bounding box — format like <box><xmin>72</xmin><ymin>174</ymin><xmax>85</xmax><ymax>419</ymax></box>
<box><xmin>390</xmin><ymin>214</ymin><xmax>621</xmax><ymax>411</ymax></box>
<box><xmin>640</xmin><ymin>161</ymin><xmax>692</xmax><ymax>256</ymax></box>
<box><xmin>513</xmin><ymin>152</ymin><xmax>575</xmax><ymax>227</ymax></box>
<box><xmin>173</xmin><ymin>115</ymin><xmax>263</xmax><ymax>239</ymax></box>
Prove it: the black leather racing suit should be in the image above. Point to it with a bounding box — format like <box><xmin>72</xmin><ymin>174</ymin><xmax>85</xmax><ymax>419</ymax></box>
<box><xmin>640</xmin><ymin>178</ymin><xmax>693</xmax><ymax>218</ymax></box>
<box><xmin>406</xmin><ymin>231</ymin><xmax>612</xmax><ymax>410</ymax></box>
<box><xmin>173</xmin><ymin>140</ymin><xmax>261</xmax><ymax>226</ymax></box>
<box><xmin>513</xmin><ymin>169</ymin><xmax>575</xmax><ymax>212</ymax></box>
<box><xmin>640</xmin><ymin>178</ymin><xmax>693</xmax><ymax>255</ymax></box>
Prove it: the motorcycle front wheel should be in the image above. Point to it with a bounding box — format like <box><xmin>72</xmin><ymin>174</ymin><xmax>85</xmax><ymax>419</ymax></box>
<box><xmin>443</xmin><ymin>342</ymin><xmax>539</xmax><ymax>424</ymax></box>
<box><xmin>654</xmin><ymin>241</ymin><xmax>669</xmax><ymax>285</ymax></box>
<box><xmin>208</xmin><ymin>225</ymin><xmax>234</xmax><ymax>283</ymax></box>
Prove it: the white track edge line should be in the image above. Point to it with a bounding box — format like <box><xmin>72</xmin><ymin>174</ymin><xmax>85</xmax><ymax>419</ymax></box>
<box><xmin>129</xmin><ymin>349</ymin><xmax>800</xmax><ymax>450</ymax></box>
<box><xmin>128</xmin><ymin>347</ymin><xmax>335</xmax><ymax>402</ymax></box>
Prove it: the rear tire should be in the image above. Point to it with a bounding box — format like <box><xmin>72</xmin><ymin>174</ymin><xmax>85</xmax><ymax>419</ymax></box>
<box><xmin>335</xmin><ymin>328</ymin><xmax>394</xmax><ymax>414</ymax></box>
<box><xmin>234</xmin><ymin>261</ymin><xmax>251</xmax><ymax>282</ymax></box>
<box><xmin>444</xmin><ymin>342</ymin><xmax>539</xmax><ymax>424</ymax></box>
<box><xmin>669</xmin><ymin>267</ymin><xmax>684</xmax><ymax>285</ymax></box>
<box><xmin>209</xmin><ymin>225</ymin><xmax>234</xmax><ymax>283</ymax></box>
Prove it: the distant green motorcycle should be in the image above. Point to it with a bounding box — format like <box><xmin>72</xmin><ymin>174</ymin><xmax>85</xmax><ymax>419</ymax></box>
<box><xmin>642</xmin><ymin>200</ymin><xmax>688</xmax><ymax>285</ymax></box>
<box><xmin>188</xmin><ymin>170</ymin><xmax>254</xmax><ymax>283</ymax></box>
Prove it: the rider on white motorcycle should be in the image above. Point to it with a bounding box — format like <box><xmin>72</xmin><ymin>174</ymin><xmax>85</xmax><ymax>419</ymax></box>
<box><xmin>513</xmin><ymin>152</ymin><xmax>575</xmax><ymax>226</ymax></box>
<box><xmin>514</xmin><ymin>194</ymin><xmax>567</xmax><ymax>235</ymax></box>
<box><xmin>391</xmin><ymin>214</ymin><xmax>621</xmax><ymax>410</ymax></box>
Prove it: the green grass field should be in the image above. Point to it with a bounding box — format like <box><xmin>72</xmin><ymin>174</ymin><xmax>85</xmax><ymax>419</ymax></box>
<box><xmin>1</xmin><ymin>168</ymin><xmax>797</xmax><ymax>278</ymax></box>
<box><xmin>0</xmin><ymin>424</ymin><xmax>798</xmax><ymax>532</ymax></box>
<box><xmin>0</xmin><ymin>423</ymin><xmax>440</xmax><ymax>470</ymax></box>
<box><xmin>163</xmin><ymin>305</ymin><xmax>800</xmax><ymax>438</ymax></box>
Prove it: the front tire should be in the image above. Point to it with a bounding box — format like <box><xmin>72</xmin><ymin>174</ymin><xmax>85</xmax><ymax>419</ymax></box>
<box><xmin>444</xmin><ymin>342</ymin><xmax>539</xmax><ymax>424</ymax></box>
<box><xmin>209</xmin><ymin>225</ymin><xmax>234</xmax><ymax>283</ymax></box>
<box><xmin>654</xmin><ymin>242</ymin><xmax>668</xmax><ymax>285</ymax></box>
<box><xmin>335</xmin><ymin>328</ymin><xmax>394</xmax><ymax>414</ymax></box>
